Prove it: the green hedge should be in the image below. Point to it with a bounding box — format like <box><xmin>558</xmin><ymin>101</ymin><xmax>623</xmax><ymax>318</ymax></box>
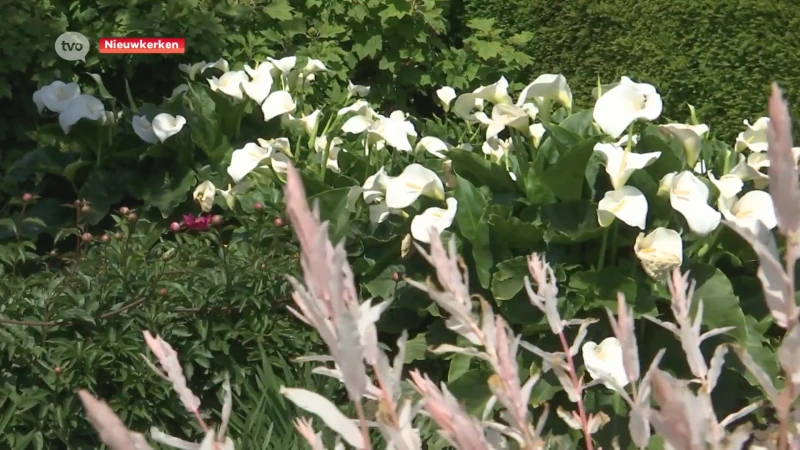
<box><xmin>456</xmin><ymin>0</ymin><xmax>800</xmax><ymax>141</ymax></box>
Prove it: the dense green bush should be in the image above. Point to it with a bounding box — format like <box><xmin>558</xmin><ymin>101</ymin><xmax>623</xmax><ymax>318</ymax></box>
<box><xmin>0</xmin><ymin>197</ymin><xmax>342</xmax><ymax>448</ymax></box>
<box><xmin>456</xmin><ymin>0</ymin><xmax>800</xmax><ymax>141</ymax></box>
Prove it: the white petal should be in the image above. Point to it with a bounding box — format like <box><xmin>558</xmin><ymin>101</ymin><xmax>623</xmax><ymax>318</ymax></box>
<box><xmin>58</xmin><ymin>94</ymin><xmax>106</xmax><ymax>134</ymax></box>
<box><xmin>517</xmin><ymin>74</ymin><xmax>572</xmax><ymax>109</ymax></box>
<box><xmin>151</xmin><ymin>113</ymin><xmax>186</xmax><ymax>143</ymax></box>
<box><xmin>342</xmin><ymin>115</ymin><xmax>374</xmax><ymax>134</ymax></box>
<box><xmin>593</xmin><ymin>78</ymin><xmax>662</xmax><ymax>138</ymax></box>
<box><xmin>132</xmin><ymin>116</ymin><xmax>160</xmax><ymax>144</ymax></box>
<box><xmin>242</xmin><ymin>75</ymin><xmax>273</xmax><ymax>104</ymax></box>
<box><xmin>410</xmin><ymin>197</ymin><xmax>458</xmax><ymax>243</ymax></box>
<box><xmin>582</xmin><ymin>338</ymin><xmax>628</xmax><ymax>391</ymax></box>
<box><xmin>597</xmin><ymin>186</ymin><xmax>648</xmax><ymax>229</ymax></box>
<box><xmin>385</xmin><ymin>164</ymin><xmax>444</xmax><ymax>209</ymax></box>
<box><xmin>729</xmin><ymin>190</ymin><xmax>777</xmax><ymax>233</ymax></box>
<box><xmin>227</xmin><ymin>143</ymin><xmax>269</xmax><ymax>183</ymax></box>
<box><xmin>261</xmin><ymin>91</ymin><xmax>296</xmax><ymax>122</ymax></box>
<box><xmin>436</xmin><ymin>86</ymin><xmax>457</xmax><ymax>111</ymax></box>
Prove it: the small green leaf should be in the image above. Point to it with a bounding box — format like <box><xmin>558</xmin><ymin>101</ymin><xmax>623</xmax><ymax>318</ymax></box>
<box><xmin>490</xmin><ymin>256</ymin><xmax>528</xmax><ymax>301</ymax></box>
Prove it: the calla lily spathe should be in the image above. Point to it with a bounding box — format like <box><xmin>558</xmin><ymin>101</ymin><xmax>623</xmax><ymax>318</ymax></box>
<box><xmin>208</xmin><ymin>70</ymin><xmax>249</xmax><ymax>100</ymax></box>
<box><xmin>284</xmin><ymin>109</ymin><xmax>321</xmax><ymax>136</ymax></box>
<box><xmin>385</xmin><ymin>164</ymin><xmax>445</xmax><ymax>209</ymax></box>
<box><xmin>597</xmin><ymin>185</ymin><xmax>648</xmax><ymax>230</ymax></box>
<box><xmin>593</xmin><ymin>76</ymin><xmax>663</xmax><ymax>139</ymax></box>
<box><xmin>362</xmin><ymin>167</ymin><xmax>394</xmax><ymax>204</ymax></box>
<box><xmin>410</xmin><ymin>197</ymin><xmax>459</xmax><ymax>244</ymax></box>
<box><xmin>482</xmin><ymin>136</ymin><xmax>512</xmax><ymax>164</ymax></box>
<box><xmin>261</xmin><ymin>91</ymin><xmax>296</xmax><ymax>122</ymax></box>
<box><xmin>242</xmin><ymin>70</ymin><xmax>274</xmax><ymax>104</ymax></box>
<box><xmin>734</xmin><ymin>117</ymin><xmax>770</xmax><ymax>153</ymax></box>
<box><xmin>478</xmin><ymin>103</ymin><xmax>535</xmax><ymax>139</ymax></box>
<box><xmin>347</xmin><ymin>81</ymin><xmax>370</xmax><ymax>98</ymax></box>
<box><xmin>529</xmin><ymin>123</ymin><xmax>546</xmax><ymax>148</ymax></box>
<box><xmin>151</xmin><ymin>113</ymin><xmax>186</xmax><ymax>143</ymax></box>
<box><xmin>314</xmin><ymin>135</ymin><xmax>344</xmax><ymax>172</ymax></box>
<box><xmin>132</xmin><ymin>115</ymin><xmax>160</xmax><ymax>144</ymax></box>
<box><xmin>416</xmin><ymin>136</ymin><xmax>451</xmax><ymax>159</ymax></box>
<box><xmin>593</xmin><ymin>135</ymin><xmax>661</xmax><ymax>190</ymax></box>
<box><xmin>58</xmin><ymin>94</ymin><xmax>107</xmax><ymax>134</ymax></box>
<box><xmin>660</xmin><ymin>171</ymin><xmax>721</xmax><ymax>236</ymax></box>
<box><xmin>342</xmin><ymin>109</ymin><xmax>417</xmax><ymax>152</ymax></box>
<box><xmin>728</xmin><ymin>154</ymin><xmax>770</xmax><ymax>189</ymax></box>
<box><xmin>634</xmin><ymin>227</ymin><xmax>683</xmax><ymax>280</ymax></box>
<box><xmin>193</xmin><ymin>181</ymin><xmax>216</xmax><ymax>212</ymax></box>
<box><xmin>708</xmin><ymin>172</ymin><xmax>744</xmax><ymax>200</ymax></box>
<box><xmin>451</xmin><ymin>93</ymin><xmax>485</xmax><ymax>123</ymax></box>
<box><xmin>472</xmin><ymin>76</ymin><xmax>513</xmax><ymax>105</ymax></box>
<box><xmin>436</xmin><ymin>87</ymin><xmax>457</xmax><ymax>112</ymax></box>
<box><xmin>659</xmin><ymin>123</ymin><xmax>710</xmax><ymax>168</ymax></box>
<box><xmin>227</xmin><ymin>139</ymin><xmax>291</xmax><ymax>183</ymax></box>
<box><xmin>719</xmin><ymin>190</ymin><xmax>778</xmax><ymax>234</ymax></box>
<box><xmin>267</xmin><ymin>56</ymin><xmax>297</xmax><ymax>76</ymax></box>
<box><xmin>517</xmin><ymin>73</ymin><xmax>573</xmax><ymax>111</ymax></box>
<box><xmin>582</xmin><ymin>337</ymin><xmax>629</xmax><ymax>392</ymax></box>
<box><xmin>33</xmin><ymin>81</ymin><xmax>81</xmax><ymax>113</ymax></box>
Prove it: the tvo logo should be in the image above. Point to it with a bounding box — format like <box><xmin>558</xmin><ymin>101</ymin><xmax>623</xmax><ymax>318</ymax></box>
<box><xmin>55</xmin><ymin>32</ymin><xmax>90</xmax><ymax>61</ymax></box>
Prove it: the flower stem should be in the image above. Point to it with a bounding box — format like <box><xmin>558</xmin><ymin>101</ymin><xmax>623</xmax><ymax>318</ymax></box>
<box><xmin>597</xmin><ymin>226</ymin><xmax>610</xmax><ymax>271</ymax></box>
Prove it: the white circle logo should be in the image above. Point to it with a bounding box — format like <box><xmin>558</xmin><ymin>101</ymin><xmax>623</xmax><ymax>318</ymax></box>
<box><xmin>55</xmin><ymin>32</ymin><xmax>90</xmax><ymax>62</ymax></box>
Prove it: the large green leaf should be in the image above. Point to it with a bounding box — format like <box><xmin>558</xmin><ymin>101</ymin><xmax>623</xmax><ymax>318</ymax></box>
<box><xmin>447</xmin><ymin>148</ymin><xmax>518</xmax><ymax>194</ymax></box>
<box><xmin>541</xmin><ymin>136</ymin><xmax>601</xmax><ymax>201</ymax></box>
<box><xmin>452</xmin><ymin>175</ymin><xmax>493</xmax><ymax>288</ymax></box>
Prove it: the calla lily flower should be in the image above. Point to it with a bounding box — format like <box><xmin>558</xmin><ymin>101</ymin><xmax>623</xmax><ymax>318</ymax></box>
<box><xmin>473</xmin><ymin>76</ymin><xmax>513</xmax><ymax>105</ymax></box>
<box><xmin>300</xmin><ymin>58</ymin><xmax>328</xmax><ymax>75</ymax></box>
<box><xmin>208</xmin><ymin>70</ymin><xmax>248</xmax><ymax>100</ymax></box>
<box><xmin>728</xmin><ymin>154</ymin><xmax>770</xmax><ymax>189</ymax></box>
<box><xmin>410</xmin><ymin>197</ymin><xmax>459</xmax><ymax>243</ymax></box>
<box><xmin>267</xmin><ymin>56</ymin><xmax>297</xmax><ymax>76</ymax></box>
<box><xmin>734</xmin><ymin>117</ymin><xmax>770</xmax><ymax>153</ymax></box>
<box><xmin>33</xmin><ymin>81</ymin><xmax>81</xmax><ymax>113</ymax></box>
<box><xmin>165</xmin><ymin>84</ymin><xmax>189</xmax><ymax>102</ymax></box>
<box><xmin>338</xmin><ymin>100</ymin><xmax>377</xmax><ymax>118</ymax></box>
<box><xmin>593</xmin><ymin>76</ymin><xmax>663</xmax><ymax>139</ymax></box>
<box><xmin>151</xmin><ymin>113</ymin><xmax>186</xmax><ymax>143</ymax></box>
<box><xmin>362</xmin><ymin>167</ymin><xmax>394</xmax><ymax>204</ymax></box>
<box><xmin>416</xmin><ymin>136</ymin><xmax>451</xmax><ymax>159</ymax></box>
<box><xmin>343</xmin><ymin>110</ymin><xmax>417</xmax><ymax>152</ymax></box>
<box><xmin>347</xmin><ymin>81</ymin><xmax>371</xmax><ymax>98</ymax></box>
<box><xmin>244</xmin><ymin>62</ymin><xmax>273</xmax><ymax>80</ymax></box>
<box><xmin>659</xmin><ymin>123</ymin><xmax>710</xmax><ymax>168</ymax></box>
<box><xmin>385</xmin><ymin>164</ymin><xmax>445</xmax><ymax>209</ymax></box>
<box><xmin>482</xmin><ymin>136</ymin><xmax>512</xmax><ymax>164</ymax></box>
<box><xmin>436</xmin><ymin>87</ymin><xmax>457</xmax><ymax>112</ymax></box>
<box><xmin>202</xmin><ymin>58</ymin><xmax>229</xmax><ymax>73</ymax></box>
<box><xmin>451</xmin><ymin>93</ymin><xmax>486</xmax><ymax>123</ymax></box>
<box><xmin>193</xmin><ymin>181</ymin><xmax>216</xmax><ymax>212</ymax></box>
<box><xmin>517</xmin><ymin>73</ymin><xmax>573</xmax><ymax>111</ymax></box>
<box><xmin>529</xmin><ymin>123</ymin><xmax>546</xmax><ymax>148</ymax></box>
<box><xmin>313</xmin><ymin>135</ymin><xmax>344</xmax><ymax>172</ymax></box>
<box><xmin>261</xmin><ymin>91</ymin><xmax>296</xmax><ymax>122</ymax></box>
<box><xmin>597</xmin><ymin>185</ymin><xmax>648</xmax><ymax>230</ymax></box>
<box><xmin>367</xmin><ymin>201</ymin><xmax>403</xmax><ymax>225</ymax></box>
<box><xmin>660</xmin><ymin>171</ymin><xmax>721</xmax><ymax>236</ymax></box>
<box><xmin>132</xmin><ymin>115</ymin><xmax>160</xmax><ymax>144</ymax></box>
<box><xmin>284</xmin><ymin>109</ymin><xmax>322</xmax><ymax>136</ymax></box>
<box><xmin>58</xmin><ymin>94</ymin><xmax>107</xmax><ymax>134</ymax></box>
<box><xmin>634</xmin><ymin>227</ymin><xmax>683</xmax><ymax>280</ymax></box>
<box><xmin>593</xmin><ymin>135</ymin><xmax>661</xmax><ymax>190</ymax></box>
<box><xmin>479</xmin><ymin>103</ymin><xmax>534</xmax><ymax>138</ymax></box>
<box><xmin>719</xmin><ymin>190</ymin><xmax>778</xmax><ymax>234</ymax></box>
<box><xmin>242</xmin><ymin>71</ymin><xmax>274</xmax><ymax>104</ymax></box>
<box><xmin>708</xmin><ymin>172</ymin><xmax>744</xmax><ymax>200</ymax></box>
<box><xmin>582</xmin><ymin>337</ymin><xmax>629</xmax><ymax>391</ymax></box>
<box><xmin>179</xmin><ymin>59</ymin><xmax>228</xmax><ymax>80</ymax></box>
<box><xmin>227</xmin><ymin>139</ymin><xmax>292</xmax><ymax>182</ymax></box>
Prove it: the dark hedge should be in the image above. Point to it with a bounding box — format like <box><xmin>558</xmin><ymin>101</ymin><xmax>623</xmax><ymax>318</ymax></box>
<box><xmin>455</xmin><ymin>0</ymin><xmax>800</xmax><ymax>141</ymax></box>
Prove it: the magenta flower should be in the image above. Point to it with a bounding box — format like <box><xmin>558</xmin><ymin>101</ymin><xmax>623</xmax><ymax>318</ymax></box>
<box><xmin>181</xmin><ymin>214</ymin><xmax>212</xmax><ymax>231</ymax></box>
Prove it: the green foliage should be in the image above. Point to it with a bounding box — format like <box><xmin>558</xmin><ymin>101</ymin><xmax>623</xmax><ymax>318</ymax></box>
<box><xmin>456</xmin><ymin>0</ymin><xmax>800</xmax><ymax>140</ymax></box>
<box><xmin>0</xmin><ymin>200</ymin><xmax>338</xmax><ymax>448</ymax></box>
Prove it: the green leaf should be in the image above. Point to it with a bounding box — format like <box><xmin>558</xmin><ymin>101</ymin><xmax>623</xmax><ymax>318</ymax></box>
<box><xmin>452</xmin><ymin>176</ymin><xmax>493</xmax><ymax>288</ymax></box>
<box><xmin>404</xmin><ymin>333</ymin><xmax>428</xmax><ymax>363</ymax></box>
<box><xmin>541</xmin><ymin>201</ymin><xmax>603</xmax><ymax>243</ymax></box>
<box><xmin>490</xmin><ymin>256</ymin><xmax>529</xmax><ymax>301</ymax></box>
<box><xmin>557</xmin><ymin>109</ymin><xmax>595</xmax><ymax>137</ymax></box>
<box><xmin>263</xmin><ymin>0</ymin><xmax>293</xmax><ymax>20</ymax></box>
<box><xmin>541</xmin><ymin>137</ymin><xmax>600</xmax><ymax>201</ymax></box>
<box><xmin>541</xmin><ymin>123</ymin><xmax>582</xmax><ymax>153</ymax></box>
<box><xmin>447</xmin><ymin>353</ymin><xmax>472</xmax><ymax>382</ymax></box>
<box><xmin>689</xmin><ymin>264</ymin><xmax>746</xmax><ymax>341</ymax></box>
<box><xmin>307</xmin><ymin>187</ymin><xmax>352</xmax><ymax>243</ymax></box>
<box><xmin>467</xmin><ymin>18</ymin><xmax>496</xmax><ymax>33</ymax></box>
<box><xmin>447</xmin><ymin>148</ymin><xmax>518</xmax><ymax>194</ymax></box>
<box><xmin>142</xmin><ymin>169</ymin><xmax>197</xmax><ymax>218</ymax></box>
<box><xmin>79</xmin><ymin>170</ymin><xmax>126</xmax><ymax>225</ymax></box>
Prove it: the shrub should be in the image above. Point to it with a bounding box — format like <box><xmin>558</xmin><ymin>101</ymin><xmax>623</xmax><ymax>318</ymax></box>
<box><xmin>455</xmin><ymin>0</ymin><xmax>800</xmax><ymax>141</ymax></box>
<box><xmin>0</xmin><ymin>195</ymin><xmax>333</xmax><ymax>447</ymax></box>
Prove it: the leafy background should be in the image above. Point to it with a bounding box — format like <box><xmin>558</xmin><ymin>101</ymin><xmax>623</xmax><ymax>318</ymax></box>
<box><xmin>0</xmin><ymin>0</ymin><xmax>798</xmax><ymax>448</ymax></box>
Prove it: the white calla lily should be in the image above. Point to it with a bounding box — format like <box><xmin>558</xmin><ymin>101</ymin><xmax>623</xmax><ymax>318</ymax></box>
<box><xmin>451</xmin><ymin>93</ymin><xmax>485</xmax><ymax>123</ymax></box>
<box><xmin>436</xmin><ymin>87</ymin><xmax>457</xmax><ymax>112</ymax></box>
<box><xmin>734</xmin><ymin>117</ymin><xmax>770</xmax><ymax>152</ymax></box>
<box><xmin>416</xmin><ymin>136</ymin><xmax>451</xmax><ymax>159</ymax></box>
<box><xmin>659</xmin><ymin>123</ymin><xmax>710</xmax><ymax>168</ymax></box>
<box><xmin>385</xmin><ymin>164</ymin><xmax>445</xmax><ymax>209</ymax></box>
<box><xmin>729</xmin><ymin>154</ymin><xmax>770</xmax><ymax>188</ymax></box>
<box><xmin>242</xmin><ymin>73</ymin><xmax>274</xmax><ymax>104</ymax></box>
<box><xmin>313</xmin><ymin>135</ymin><xmax>344</xmax><ymax>172</ymax></box>
<box><xmin>362</xmin><ymin>167</ymin><xmax>394</xmax><ymax>204</ymax></box>
<box><xmin>661</xmin><ymin>171</ymin><xmax>721</xmax><ymax>236</ymax></box>
<box><xmin>347</xmin><ymin>81</ymin><xmax>371</xmax><ymax>98</ymax></box>
<box><xmin>58</xmin><ymin>94</ymin><xmax>107</xmax><ymax>134</ymax></box>
<box><xmin>597</xmin><ymin>185</ymin><xmax>648</xmax><ymax>230</ymax></box>
<box><xmin>208</xmin><ymin>71</ymin><xmax>248</xmax><ymax>100</ymax></box>
<box><xmin>634</xmin><ymin>227</ymin><xmax>683</xmax><ymax>280</ymax></box>
<box><xmin>342</xmin><ymin>115</ymin><xmax>374</xmax><ymax>134</ymax></box>
<box><xmin>267</xmin><ymin>56</ymin><xmax>297</xmax><ymax>76</ymax></box>
<box><xmin>481</xmin><ymin>103</ymin><xmax>533</xmax><ymax>138</ymax></box>
<box><xmin>131</xmin><ymin>116</ymin><xmax>160</xmax><ymax>144</ymax></box>
<box><xmin>473</xmin><ymin>76</ymin><xmax>513</xmax><ymax>105</ymax></box>
<box><xmin>300</xmin><ymin>58</ymin><xmax>328</xmax><ymax>75</ymax></box>
<box><xmin>193</xmin><ymin>181</ymin><xmax>216</xmax><ymax>212</ymax></box>
<box><xmin>337</xmin><ymin>100</ymin><xmax>377</xmax><ymax>118</ymax></box>
<box><xmin>582</xmin><ymin>337</ymin><xmax>629</xmax><ymax>391</ymax></box>
<box><xmin>719</xmin><ymin>190</ymin><xmax>778</xmax><ymax>234</ymax></box>
<box><xmin>244</xmin><ymin>62</ymin><xmax>273</xmax><ymax>80</ymax></box>
<box><xmin>593</xmin><ymin>76</ymin><xmax>663</xmax><ymax>139</ymax></box>
<box><xmin>482</xmin><ymin>136</ymin><xmax>512</xmax><ymax>164</ymax></box>
<box><xmin>166</xmin><ymin>84</ymin><xmax>190</xmax><ymax>101</ymax></box>
<box><xmin>227</xmin><ymin>142</ymin><xmax>270</xmax><ymax>183</ymax></box>
<box><xmin>261</xmin><ymin>91</ymin><xmax>296</xmax><ymax>122</ymax></box>
<box><xmin>284</xmin><ymin>109</ymin><xmax>322</xmax><ymax>135</ymax></box>
<box><xmin>151</xmin><ymin>113</ymin><xmax>186</xmax><ymax>143</ymax></box>
<box><xmin>201</xmin><ymin>58</ymin><xmax>229</xmax><ymax>73</ymax></box>
<box><xmin>410</xmin><ymin>197</ymin><xmax>459</xmax><ymax>244</ymax></box>
<box><xmin>517</xmin><ymin>73</ymin><xmax>572</xmax><ymax>111</ymax></box>
<box><xmin>529</xmin><ymin>123</ymin><xmax>546</xmax><ymax>148</ymax></box>
<box><xmin>33</xmin><ymin>81</ymin><xmax>81</xmax><ymax>113</ymax></box>
<box><xmin>708</xmin><ymin>172</ymin><xmax>744</xmax><ymax>200</ymax></box>
<box><xmin>368</xmin><ymin>201</ymin><xmax>403</xmax><ymax>225</ymax></box>
<box><xmin>593</xmin><ymin>135</ymin><xmax>660</xmax><ymax>190</ymax></box>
